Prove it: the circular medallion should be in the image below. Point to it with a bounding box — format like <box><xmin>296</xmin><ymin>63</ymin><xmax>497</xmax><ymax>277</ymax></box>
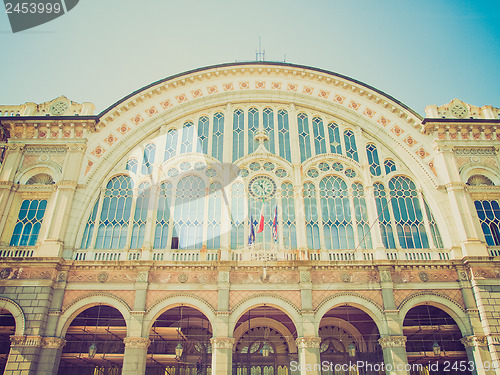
<box><xmin>340</xmin><ymin>273</ymin><xmax>351</xmax><ymax>283</ymax></box>
<box><xmin>97</xmin><ymin>272</ymin><xmax>108</xmax><ymax>283</ymax></box>
<box><xmin>178</xmin><ymin>273</ymin><xmax>188</xmax><ymax>283</ymax></box>
<box><xmin>49</xmin><ymin>101</ymin><xmax>69</xmax><ymax>116</ymax></box>
<box><xmin>249</xmin><ymin>176</ymin><xmax>277</xmax><ymax>198</ymax></box>
<box><xmin>450</xmin><ymin>104</ymin><xmax>469</xmax><ymax>119</ymax></box>
<box><xmin>418</xmin><ymin>272</ymin><xmax>429</xmax><ymax>282</ymax></box>
<box><xmin>0</xmin><ymin>268</ymin><xmax>12</xmax><ymax>279</ymax></box>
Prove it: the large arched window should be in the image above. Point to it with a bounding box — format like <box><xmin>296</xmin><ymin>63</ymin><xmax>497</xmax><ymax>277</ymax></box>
<box><xmin>10</xmin><ymin>199</ymin><xmax>47</xmax><ymax>246</ymax></box>
<box><xmin>388</xmin><ymin>176</ymin><xmax>428</xmax><ymax>249</ymax></box>
<box><xmin>303</xmin><ymin>182</ymin><xmax>320</xmax><ymax>249</ymax></box>
<box><xmin>212</xmin><ymin>112</ymin><xmax>224</xmax><ymax>162</ymax></box>
<box><xmin>319</xmin><ymin>176</ymin><xmax>354</xmax><ymax>249</ymax></box>
<box><xmin>231</xmin><ymin>182</ymin><xmax>246</xmax><ymax>249</ymax></box>
<box><xmin>475</xmin><ymin>200</ymin><xmax>500</xmax><ymax>246</ymax></box>
<box><xmin>173</xmin><ymin>176</ymin><xmax>205</xmax><ymax>249</ymax></box>
<box><xmin>95</xmin><ymin>176</ymin><xmax>134</xmax><ymax>249</ymax></box>
<box><xmin>277</xmin><ymin>109</ymin><xmax>291</xmax><ymax>162</ymax></box>
<box><xmin>281</xmin><ymin>182</ymin><xmax>296</xmax><ymax>249</ymax></box>
<box><xmin>298</xmin><ymin>113</ymin><xmax>312</xmax><ymax>162</ymax></box>
<box><xmin>154</xmin><ymin>182</ymin><xmax>173</xmax><ymax>249</ymax></box>
<box><xmin>312</xmin><ymin>117</ymin><xmax>327</xmax><ymax>155</ymax></box>
<box><xmin>248</xmin><ymin>108</ymin><xmax>259</xmax><ymax>154</ymax></box>
<box><xmin>130</xmin><ymin>182</ymin><xmax>150</xmax><ymax>249</ymax></box>
<box><xmin>233</xmin><ymin>109</ymin><xmax>245</xmax><ymax>161</ymax></box>
<box><xmin>207</xmin><ymin>182</ymin><xmax>222</xmax><ymax>249</ymax></box>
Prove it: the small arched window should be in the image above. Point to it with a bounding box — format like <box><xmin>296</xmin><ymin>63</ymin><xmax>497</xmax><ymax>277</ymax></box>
<box><xmin>366</xmin><ymin>144</ymin><xmax>381</xmax><ymax>176</ymax></box>
<box><xmin>165</xmin><ymin>128</ymin><xmax>178</xmax><ymax>160</ymax></box>
<box><xmin>475</xmin><ymin>200</ymin><xmax>500</xmax><ymax>246</ymax></box>
<box><xmin>126</xmin><ymin>158</ymin><xmax>138</xmax><ymax>174</ymax></box>
<box><xmin>281</xmin><ymin>182</ymin><xmax>296</xmax><ymax>249</ymax></box>
<box><xmin>303</xmin><ymin>182</ymin><xmax>320</xmax><ymax>249</ymax></box>
<box><xmin>343</xmin><ymin>130</ymin><xmax>358</xmax><ymax>162</ymax></box>
<box><xmin>263</xmin><ymin>108</ymin><xmax>275</xmax><ymax>154</ymax></box>
<box><xmin>197</xmin><ymin>116</ymin><xmax>209</xmax><ymax>154</ymax></box>
<box><xmin>327</xmin><ymin>123</ymin><xmax>342</xmax><ymax>154</ymax></box>
<box><xmin>384</xmin><ymin>159</ymin><xmax>396</xmax><ymax>174</ymax></box>
<box><xmin>277</xmin><ymin>109</ymin><xmax>291</xmax><ymax>162</ymax></box>
<box><xmin>180</xmin><ymin>121</ymin><xmax>195</xmax><ymax>154</ymax></box>
<box><xmin>298</xmin><ymin>113</ymin><xmax>312</xmax><ymax>162</ymax></box>
<box><xmin>312</xmin><ymin>117</ymin><xmax>327</xmax><ymax>155</ymax></box>
<box><xmin>233</xmin><ymin>109</ymin><xmax>245</xmax><ymax>161</ymax></box>
<box><xmin>248</xmin><ymin>108</ymin><xmax>259</xmax><ymax>154</ymax></box>
<box><xmin>212</xmin><ymin>112</ymin><xmax>224</xmax><ymax>162</ymax></box>
<box><xmin>141</xmin><ymin>143</ymin><xmax>156</xmax><ymax>175</ymax></box>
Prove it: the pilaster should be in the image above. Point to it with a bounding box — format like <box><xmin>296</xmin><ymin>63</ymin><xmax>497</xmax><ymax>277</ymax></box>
<box><xmin>378</xmin><ymin>336</ymin><xmax>410</xmax><ymax>375</ymax></box>
<box><xmin>36</xmin><ymin>337</ymin><xmax>66</xmax><ymax>375</ymax></box>
<box><xmin>295</xmin><ymin>337</ymin><xmax>321</xmax><ymax>375</ymax></box>
<box><xmin>210</xmin><ymin>337</ymin><xmax>234</xmax><ymax>374</ymax></box>
<box><xmin>5</xmin><ymin>335</ymin><xmax>42</xmax><ymax>375</ymax></box>
<box><xmin>122</xmin><ymin>337</ymin><xmax>150</xmax><ymax>375</ymax></box>
<box><xmin>461</xmin><ymin>335</ymin><xmax>496</xmax><ymax>375</ymax></box>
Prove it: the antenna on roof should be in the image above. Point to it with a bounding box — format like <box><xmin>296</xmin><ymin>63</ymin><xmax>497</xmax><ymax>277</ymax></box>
<box><xmin>256</xmin><ymin>37</ymin><xmax>265</xmax><ymax>62</ymax></box>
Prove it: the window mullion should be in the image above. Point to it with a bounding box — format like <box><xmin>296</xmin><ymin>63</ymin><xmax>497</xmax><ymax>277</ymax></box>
<box><xmin>417</xmin><ymin>189</ymin><xmax>434</xmax><ymax>249</ymax></box>
<box><xmin>88</xmin><ymin>190</ymin><xmax>104</xmax><ymax>251</ymax></box>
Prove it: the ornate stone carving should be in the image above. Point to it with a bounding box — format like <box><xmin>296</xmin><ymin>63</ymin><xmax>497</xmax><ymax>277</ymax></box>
<box><xmin>300</xmin><ymin>271</ymin><xmax>311</xmax><ymax>283</ymax></box>
<box><xmin>178</xmin><ymin>273</ymin><xmax>188</xmax><ymax>283</ymax></box>
<box><xmin>10</xmin><ymin>335</ymin><xmax>43</xmax><ymax>347</ymax></box>
<box><xmin>97</xmin><ymin>272</ymin><xmax>108</xmax><ymax>283</ymax></box>
<box><xmin>454</xmin><ymin>148</ymin><xmax>495</xmax><ymax>156</ymax></box>
<box><xmin>123</xmin><ymin>337</ymin><xmax>151</xmax><ymax>349</ymax></box>
<box><xmin>378</xmin><ymin>336</ymin><xmax>407</xmax><ymax>349</ymax></box>
<box><xmin>137</xmin><ymin>271</ymin><xmax>148</xmax><ymax>283</ymax></box>
<box><xmin>210</xmin><ymin>337</ymin><xmax>235</xmax><ymax>349</ymax></box>
<box><xmin>0</xmin><ymin>268</ymin><xmax>13</xmax><ymax>279</ymax></box>
<box><xmin>42</xmin><ymin>337</ymin><xmax>66</xmax><ymax>349</ymax></box>
<box><xmin>296</xmin><ymin>337</ymin><xmax>321</xmax><ymax>349</ymax></box>
<box><xmin>380</xmin><ymin>270</ymin><xmax>392</xmax><ymax>283</ymax></box>
<box><xmin>418</xmin><ymin>272</ymin><xmax>429</xmax><ymax>282</ymax></box>
<box><xmin>460</xmin><ymin>335</ymin><xmax>488</xmax><ymax>348</ymax></box>
<box><xmin>340</xmin><ymin>273</ymin><xmax>351</xmax><ymax>283</ymax></box>
<box><xmin>57</xmin><ymin>272</ymin><xmax>67</xmax><ymax>283</ymax></box>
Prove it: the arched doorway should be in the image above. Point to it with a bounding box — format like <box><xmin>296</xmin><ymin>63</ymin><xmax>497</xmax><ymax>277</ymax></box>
<box><xmin>233</xmin><ymin>306</ymin><xmax>297</xmax><ymax>375</ymax></box>
<box><xmin>404</xmin><ymin>305</ymin><xmax>471</xmax><ymax>375</ymax></box>
<box><xmin>147</xmin><ymin>306</ymin><xmax>213</xmax><ymax>375</ymax></box>
<box><xmin>58</xmin><ymin>304</ymin><xmax>127</xmax><ymax>375</ymax></box>
<box><xmin>319</xmin><ymin>306</ymin><xmax>383</xmax><ymax>375</ymax></box>
<box><xmin>0</xmin><ymin>308</ymin><xmax>15</xmax><ymax>373</ymax></box>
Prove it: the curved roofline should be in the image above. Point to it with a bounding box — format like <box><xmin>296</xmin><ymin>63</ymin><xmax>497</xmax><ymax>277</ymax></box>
<box><xmin>97</xmin><ymin>61</ymin><xmax>422</xmax><ymax>120</ymax></box>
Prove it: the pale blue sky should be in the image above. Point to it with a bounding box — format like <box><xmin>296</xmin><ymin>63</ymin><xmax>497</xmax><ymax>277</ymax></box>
<box><xmin>0</xmin><ymin>0</ymin><xmax>498</xmax><ymax>115</ymax></box>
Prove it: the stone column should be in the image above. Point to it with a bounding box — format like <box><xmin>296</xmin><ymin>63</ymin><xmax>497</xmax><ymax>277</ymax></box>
<box><xmin>378</xmin><ymin>336</ymin><xmax>410</xmax><ymax>375</ymax></box>
<box><xmin>35</xmin><ymin>337</ymin><xmax>66</xmax><ymax>375</ymax></box>
<box><xmin>210</xmin><ymin>337</ymin><xmax>234</xmax><ymax>374</ymax></box>
<box><xmin>296</xmin><ymin>337</ymin><xmax>321</xmax><ymax>375</ymax></box>
<box><xmin>4</xmin><ymin>335</ymin><xmax>42</xmax><ymax>375</ymax></box>
<box><xmin>122</xmin><ymin>337</ymin><xmax>150</xmax><ymax>375</ymax></box>
<box><xmin>461</xmin><ymin>335</ymin><xmax>497</xmax><ymax>375</ymax></box>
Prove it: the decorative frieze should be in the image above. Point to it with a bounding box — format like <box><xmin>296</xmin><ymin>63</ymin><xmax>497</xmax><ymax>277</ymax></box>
<box><xmin>10</xmin><ymin>335</ymin><xmax>42</xmax><ymax>347</ymax></box>
<box><xmin>210</xmin><ymin>337</ymin><xmax>235</xmax><ymax>350</ymax></box>
<box><xmin>41</xmin><ymin>337</ymin><xmax>66</xmax><ymax>349</ymax></box>
<box><xmin>296</xmin><ymin>337</ymin><xmax>321</xmax><ymax>349</ymax></box>
<box><xmin>123</xmin><ymin>337</ymin><xmax>150</xmax><ymax>349</ymax></box>
<box><xmin>378</xmin><ymin>336</ymin><xmax>407</xmax><ymax>349</ymax></box>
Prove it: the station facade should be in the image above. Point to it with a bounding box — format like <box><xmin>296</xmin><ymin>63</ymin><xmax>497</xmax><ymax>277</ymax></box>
<box><xmin>0</xmin><ymin>62</ymin><xmax>500</xmax><ymax>375</ymax></box>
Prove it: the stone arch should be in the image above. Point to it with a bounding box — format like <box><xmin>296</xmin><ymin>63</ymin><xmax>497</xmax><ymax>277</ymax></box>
<box><xmin>16</xmin><ymin>163</ymin><xmax>61</xmax><ymax>184</ymax></box>
<box><xmin>460</xmin><ymin>164</ymin><xmax>500</xmax><ymax>186</ymax></box>
<box><xmin>0</xmin><ymin>297</ymin><xmax>25</xmax><ymax>335</ymax></box>
<box><xmin>232</xmin><ymin>317</ymin><xmax>297</xmax><ymax>354</ymax></box>
<box><xmin>319</xmin><ymin>317</ymin><xmax>367</xmax><ymax>352</ymax></box>
<box><xmin>315</xmin><ymin>293</ymin><xmax>388</xmax><ymax>336</ymax></box>
<box><xmin>56</xmin><ymin>293</ymin><xmax>131</xmax><ymax>337</ymax></box>
<box><xmin>398</xmin><ymin>292</ymin><xmax>471</xmax><ymax>336</ymax></box>
<box><xmin>229</xmin><ymin>294</ymin><xmax>301</xmax><ymax>337</ymax></box>
<box><xmin>143</xmin><ymin>294</ymin><xmax>217</xmax><ymax>337</ymax></box>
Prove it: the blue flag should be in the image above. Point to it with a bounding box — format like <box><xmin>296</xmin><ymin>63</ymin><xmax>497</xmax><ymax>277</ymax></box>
<box><xmin>248</xmin><ymin>215</ymin><xmax>256</xmax><ymax>246</ymax></box>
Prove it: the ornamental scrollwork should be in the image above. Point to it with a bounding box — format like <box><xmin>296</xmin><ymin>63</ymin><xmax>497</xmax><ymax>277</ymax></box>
<box><xmin>123</xmin><ymin>337</ymin><xmax>151</xmax><ymax>349</ymax></box>
<box><xmin>460</xmin><ymin>335</ymin><xmax>488</xmax><ymax>348</ymax></box>
<box><xmin>210</xmin><ymin>337</ymin><xmax>234</xmax><ymax>349</ymax></box>
<box><xmin>378</xmin><ymin>336</ymin><xmax>407</xmax><ymax>349</ymax></box>
<box><xmin>296</xmin><ymin>337</ymin><xmax>321</xmax><ymax>349</ymax></box>
<box><xmin>41</xmin><ymin>337</ymin><xmax>66</xmax><ymax>349</ymax></box>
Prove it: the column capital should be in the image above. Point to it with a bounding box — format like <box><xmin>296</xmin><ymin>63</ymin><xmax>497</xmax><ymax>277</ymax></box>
<box><xmin>296</xmin><ymin>336</ymin><xmax>321</xmax><ymax>349</ymax></box>
<box><xmin>210</xmin><ymin>337</ymin><xmax>235</xmax><ymax>349</ymax></box>
<box><xmin>460</xmin><ymin>335</ymin><xmax>488</xmax><ymax>348</ymax></box>
<box><xmin>41</xmin><ymin>337</ymin><xmax>66</xmax><ymax>349</ymax></box>
<box><xmin>10</xmin><ymin>335</ymin><xmax>43</xmax><ymax>347</ymax></box>
<box><xmin>378</xmin><ymin>336</ymin><xmax>407</xmax><ymax>349</ymax></box>
<box><xmin>123</xmin><ymin>337</ymin><xmax>151</xmax><ymax>349</ymax></box>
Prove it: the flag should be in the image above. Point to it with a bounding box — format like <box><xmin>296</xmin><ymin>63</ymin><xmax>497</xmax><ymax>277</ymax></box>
<box><xmin>248</xmin><ymin>215</ymin><xmax>255</xmax><ymax>245</ymax></box>
<box><xmin>272</xmin><ymin>206</ymin><xmax>278</xmax><ymax>241</ymax></box>
<box><xmin>257</xmin><ymin>204</ymin><xmax>265</xmax><ymax>233</ymax></box>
